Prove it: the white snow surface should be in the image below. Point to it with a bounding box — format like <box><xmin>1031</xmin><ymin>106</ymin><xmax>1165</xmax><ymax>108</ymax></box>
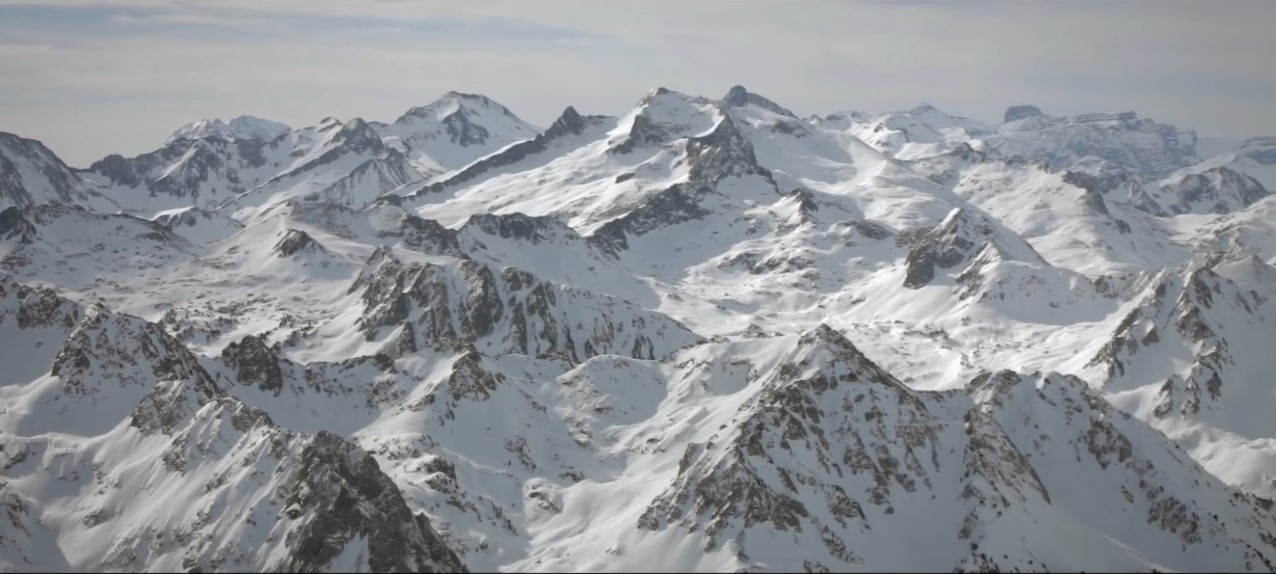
<box><xmin>169</xmin><ymin>115</ymin><xmax>292</xmax><ymax>144</ymax></box>
<box><xmin>4</xmin><ymin>86</ymin><xmax>1276</xmax><ymax>573</ymax></box>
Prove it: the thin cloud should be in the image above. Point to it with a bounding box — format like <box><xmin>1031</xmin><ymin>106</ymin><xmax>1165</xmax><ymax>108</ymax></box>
<box><xmin>0</xmin><ymin>0</ymin><xmax>1273</xmax><ymax>167</ymax></box>
<box><xmin>107</xmin><ymin>12</ymin><xmax>273</xmax><ymax>28</ymax></box>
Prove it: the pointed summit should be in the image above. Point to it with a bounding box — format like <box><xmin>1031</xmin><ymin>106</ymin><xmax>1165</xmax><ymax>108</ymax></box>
<box><xmin>544</xmin><ymin>106</ymin><xmax>587</xmax><ymax>138</ymax></box>
<box><xmin>273</xmin><ymin>228</ymin><xmax>327</xmax><ymax>258</ymax></box>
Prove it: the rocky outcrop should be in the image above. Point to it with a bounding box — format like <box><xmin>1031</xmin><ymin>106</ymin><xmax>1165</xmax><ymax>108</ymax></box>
<box><xmin>462</xmin><ymin>212</ymin><xmax>559</xmax><ymax>245</ymax></box>
<box><xmin>630</xmin><ymin>328</ymin><xmax>1276</xmax><ymax>571</ymax></box>
<box><xmin>410</xmin><ymin>106</ymin><xmax>612</xmax><ymax>198</ymax></box>
<box><xmin>1087</xmin><ymin>259</ymin><xmax>1265</xmax><ymax>417</ymax></box>
<box><xmin>993</xmin><ymin>109</ymin><xmax>1198</xmax><ymax>179</ymax></box>
<box><xmin>279</xmin><ymin>431</ymin><xmax>468</xmax><ymax>573</ymax></box>
<box><xmin>970</xmin><ymin>369</ymin><xmax>1276</xmax><ymax>570</ymax></box>
<box><xmin>1003</xmin><ymin>105</ymin><xmax>1044</xmax><ymax>123</ymax></box>
<box><xmin>348</xmin><ymin>248</ymin><xmax>702</xmax><ymax>361</ymax></box>
<box><xmin>588</xmin><ymin>186</ymin><xmax>712</xmax><ymax>255</ymax></box>
<box><xmin>1153</xmin><ymin>166</ymin><xmax>1270</xmax><ymax>215</ymax></box>
<box><xmin>0</xmin><ymin>206</ymin><xmax>37</xmax><ymax>244</ymax></box>
<box><xmin>315</xmin><ymin>148</ymin><xmax>422</xmax><ymax>207</ymax></box>
<box><xmin>273</xmin><ymin>229</ymin><xmax>328</xmax><ymax>258</ymax></box>
<box><xmin>590</xmin><ymin>115</ymin><xmax>778</xmax><ymax>255</ymax></box>
<box><xmin>89</xmin><ymin>137</ymin><xmax>256</xmax><ymax>206</ymax></box>
<box><xmin>899</xmin><ymin>207</ymin><xmax>1044</xmax><ymax>289</ymax></box>
<box><xmin>0</xmin><ymin>132</ymin><xmax>112</xmax><ymax>210</ymax></box>
<box><xmin>721</xmin><ymin>85</ymin><xmax>797</xmax><ymax>118</ymax></box>
<box><xmin>221</xmin><ymin>334</ymin><xmax>285</xmax><ymax>395</ymax></box>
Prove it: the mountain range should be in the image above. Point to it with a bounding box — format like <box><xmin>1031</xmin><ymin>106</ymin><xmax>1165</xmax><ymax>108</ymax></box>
<box><xmin>4</xmin><ymin>85</ymin><xmax>1276</xmax><ymax>572</ymax></box>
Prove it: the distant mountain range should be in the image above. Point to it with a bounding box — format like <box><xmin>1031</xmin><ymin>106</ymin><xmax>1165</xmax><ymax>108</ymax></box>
<box><xmin>4</xmin><ymin>85</ymin><xmax>1276</xmax><ymax>572</ymax></box>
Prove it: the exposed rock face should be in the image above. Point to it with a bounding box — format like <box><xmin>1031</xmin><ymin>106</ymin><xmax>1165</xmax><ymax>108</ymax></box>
<box><xmin>222</xmin><ymin>334</ymin><xmax>285</xmax><ymax>395</ymax></box>
<box><xmin>89</xmin><ymin>138</ymin><xmax>250</xmax><ymax>205</ymax></box>
<box><xmin>0</xmin><ymin>206</ymin><xmax>37</xmax><ymax>244</ymax></box>
<box><xmin>637</xmin><ymin>326</ymin><xmax>949</xmax><ymax>554</ymax></box>
<box><xmin>9</xmin><ymin>85</ymin><xmax>1276</xmax><ymax>574</ymax></box>
<box><xmin>273</xmin><ymin>229</ymin><xmax>327</xmax><ymax>258</ymax></box>
<box><xmin>280</xmin><ymin>431</ymin><xmax>468</xmax><ymax>573</ymax></box>
<box><xmin>0</xmin><ymin>276</ymin><xmax>81</xmax><ymax>331</ymax></box>
<box><xmin>1087</xmin><ymin>259</ymin><xmax>1268</xmax><ymax>419</ymax></box>
<box><xmin>316</xmin><ymin>148</ymin><xmax>423</xmax><ymax>207</ymax></box>
<box><xmin>385</xmin><ymin>212</ymin><xmax>467</xmax><ymax>257</ymax></box>
<box><xmin>589</xmin><ymin>186</ymin><xmax>713</xmax><ymax>255</ymax></box>
<box><xmin>1154</xmin><ymin>166</ymin><xmax>1270</xmax><ymax>215</ymax></box>
<box><xmin>628</xmin><ymin>327</ymin><xmax>1276</xmax><ymax>572</ymax></box>
<box><xmin>721</xmin><ymin>85</ymin><xmax>797</xmax><ymax>118</ymax></box>
<box><xmin>0</xmin><ymin>276</ymin><xmax>469</xmax><ymax>572</ymax></box>
<box><xmin>610</xmin><ymin>88</ymin><xmax>718</xmax><ymax>155</ymax></box>
<box><xmin>1003</xmin><ymin>105</ymin><xmax>1044</xmax><ymax>123</ymax></box>
<box><xmin>407</xmin><ymin>105</ymin><xmax>612</xmax><ymax>198</ymax></box>
<box><xmin>900</xmin><ymin>208</ymin><xmax>1042</xmax><ymax>289</ymax></box>
<box><xmin>993</xmin><ymin>109</ymin><xmax>1199</xmax><ymax>179</ymax></box>
<box><xmin>966</xmin><ymin>370</ymin><xmax>1276</xmax><ymax>572</ymax></box>
<box><xmin>463</xmin><ymin>212</ymin><xmax>557</xmax><ymax>244</ymax></box>
<box><xmin>590</xmin><ymin>115</ymin><xmax>778</xmax><ymax>255</ymax></box>
<box><xmin>0</xmin><ymin>132</ymin><xmax>114</xmax><ymax>211</ymax></box>
<box><xmin>88</xmin><ymin>112</ymin><xmax>418</xmax><ymax>214</ymax></box>
<box><xmin>685</xmin><ymin>115</ymin><xmax>775</xmax><ymax>187</ymax></box>
<box><xmin>348</xmin><ymin>248</ymin><xmax>702</xmax><ymax>361</ymax></box>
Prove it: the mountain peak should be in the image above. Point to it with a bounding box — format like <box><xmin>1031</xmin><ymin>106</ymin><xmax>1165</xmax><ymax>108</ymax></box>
<box><xmin>558</xmin><ymin>105</ymin><xmax>581</xmax><ymax>124</ymax></box>
<box><xmin>635</xmin><ymin>86</ymin><xmax>678</xmax><ymax>106</ymax></box>
<box><xmin>442</xmin><ymin>90</ymin><xmax>498</xmax><ymax>103</ymax></box>
<box><xmin>543</xmin><ymin>105</ymin><xmax>590</xmax><ymax>138</ymax></box>
<box><xmin>318</xmin><ymin>116</ymin><xmax>343</xmax><ymax>131</ymax></box>
<box><xmin>399</xmin><ymin>91</ymin><xmax>519</xmax><ymax>123</ymax></box>
<box><xmin>721</xmin><ymin>84</ymin><xmax>796</xmax><ymax>117</ymax></box>
<box><xmin>273</xmin><ymin>228</ymin><xmax>327</xmax><ymax>258</ymax></box>
<box><xmin>1004</xmin><ymin>104</ymin><xmax>1045</xmax><ymax>123</ymax></box>
<box><xmin>168</xmin><ymin>115</ymin><xmax>290</xmax><ymax>143</ymax></box>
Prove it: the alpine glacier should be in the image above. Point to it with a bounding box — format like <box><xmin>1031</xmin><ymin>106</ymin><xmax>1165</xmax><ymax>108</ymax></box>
<box><xmin>4</xmin><ymin>85</ymin><xmax>1276</xmax><ymax>572</ymax></box>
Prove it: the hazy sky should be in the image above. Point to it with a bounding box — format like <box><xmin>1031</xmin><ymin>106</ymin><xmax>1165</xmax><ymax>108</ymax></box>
<box><xmin>1</xmin><ymin>0</ymin><xmax>1274</xmax><ymax>167</ymax></box>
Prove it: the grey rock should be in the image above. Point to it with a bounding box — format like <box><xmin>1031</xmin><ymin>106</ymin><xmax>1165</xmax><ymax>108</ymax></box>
<box><xmin>1003</xmin><ymin>105</ymin><xmax>1044</xmax><ymax>123</ymax></box>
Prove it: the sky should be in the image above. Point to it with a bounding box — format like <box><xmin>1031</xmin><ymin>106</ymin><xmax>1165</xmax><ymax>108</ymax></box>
<box><xmin>1</xmin><ymin>0</ymin><xmax>1274</xmax><ymax>167</ymax></box>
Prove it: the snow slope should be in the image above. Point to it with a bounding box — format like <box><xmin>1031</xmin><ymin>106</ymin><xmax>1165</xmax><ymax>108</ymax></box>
<box><xmin>4</xmin><ymin>85</ymin><xmax>1276</xmax><ymax>573</ymax></box>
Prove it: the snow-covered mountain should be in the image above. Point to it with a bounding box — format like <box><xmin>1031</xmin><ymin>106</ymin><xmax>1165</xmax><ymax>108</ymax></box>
<box><xmin>991</xmin><ymin>106</ymin><xmax>1200</xmax><ymax>179</ymax></box>
<box><xmin>4</xmin><ymin>85</ymin><xmax>1276</xmax><ymax>573</ymax></box>
<box><xmin>0</xmin><ymin>133</ymin><xmax>118</xmax><ymax>212</ymax></box>
<box><xmin>168</xmin><ymin>115</ymin><xmax>292</xmax><ymax>144</ymax></box>
<box><xmin>380</xmin><ymin>91</ymin><xmax>542</xmax><ymax>176</ymax></box>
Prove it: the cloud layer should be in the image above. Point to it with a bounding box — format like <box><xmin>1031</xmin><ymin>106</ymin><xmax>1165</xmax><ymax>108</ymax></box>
<box><xmin>1</xmin><ymin>0</ymin><xmax>1274</xmax><ymax>166</ymax></box>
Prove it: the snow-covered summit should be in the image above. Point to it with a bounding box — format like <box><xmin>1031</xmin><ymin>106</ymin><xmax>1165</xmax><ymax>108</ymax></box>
<box><xmin>720</xmin><ymin>84</ymin><xmax>796</xmax><ymax>118</ymax></box>
<box><xmin>993</xmin><ymin>107</ymin><xmax>1199</xmax><ymax>178</ymax></box>
<box><xmin>0</xmin><ymin>132</ymin><xmax>118</xmax><ymax>211</ymax></box>
<box><xmin>7</xmin><ymin>84</ymin><xmax>1276</xmax><ymax>573</ymax></box>
<box><xmin>383</xmin><ymin>91</ymin><xmax>540</xmax><ymax>174</ymax></box>
<box><xmin>168</xmin><ymin>115</ymin><xmax>292</xmax><ymax>143</ymax></box>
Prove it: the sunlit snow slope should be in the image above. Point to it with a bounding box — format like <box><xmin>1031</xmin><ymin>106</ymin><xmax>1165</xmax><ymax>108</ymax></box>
<box><xmin>4</xmin><ymin>85</ymin><xmax>1276</xmax><ymax>573</ymax></box>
